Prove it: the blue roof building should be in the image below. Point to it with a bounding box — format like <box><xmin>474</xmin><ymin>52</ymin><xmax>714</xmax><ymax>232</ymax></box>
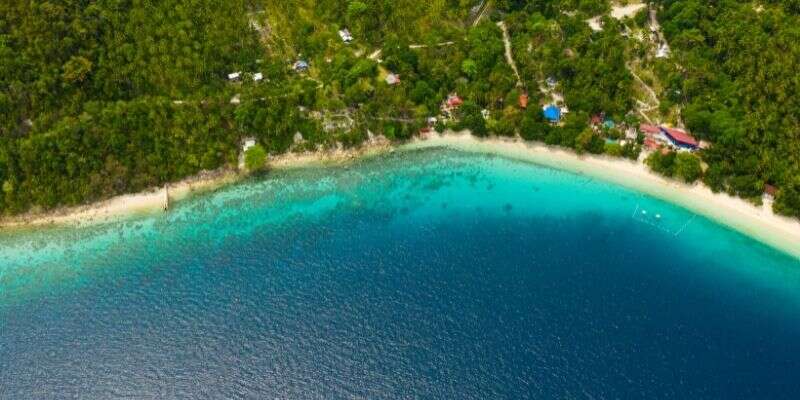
<box><xmin>293</xmin><ymin>60</ymin><xmax>309</xmax><ymax>72</ymax></box>
<box><xmin>543</xmin><ymin>105</ymin><xmax>561</xmax><ymax>122</ymax></box>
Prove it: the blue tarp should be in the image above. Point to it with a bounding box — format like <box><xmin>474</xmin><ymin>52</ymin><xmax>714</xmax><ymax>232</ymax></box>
<box><xmin>543</xmin><ymin>105</ymin><xmax>561</xmax><ymax>122</ymax></box>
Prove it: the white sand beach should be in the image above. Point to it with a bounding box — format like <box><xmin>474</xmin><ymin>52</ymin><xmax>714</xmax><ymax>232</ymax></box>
<box><xmin>0</xmin><ymin>169</ymin><xmax>240</xmax><ymax>229</ymax></box>
<box><xmin>2</xmin><ymin>131</ymin><xmax>798</xmax><ymax>259</ymax></box>
<box><xmin>0</xmin><ymin>139</ymin><xmax>392</xmax><ymax>229</ymax></box>
<box><xmin>407</xmin><ymin>132</ymin><xmax>800</xmax><ymax>259</ymax></box>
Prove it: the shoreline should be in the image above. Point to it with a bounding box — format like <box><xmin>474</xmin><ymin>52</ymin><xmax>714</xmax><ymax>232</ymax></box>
<box><xmin>0</xmin><ymin>169</ymin><xmax>240</xmax><ymax>230</ymax></box>
<box><xmin>0</xmin><ymin>138</ymin><xmax>392</xmax><ymax>229</ymax></box>
<box><xmin>1</xmin><ymin>131</ymin><xmax>798</xmax><ymax>260</ymax></box>
<box><xmin>407</xmin><ymin>132</ymin><xmax>800</xmax><ymax>260</ymax></box>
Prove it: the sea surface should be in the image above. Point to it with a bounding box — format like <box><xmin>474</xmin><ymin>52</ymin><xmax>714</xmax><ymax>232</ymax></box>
<box><xmin>1</xmin><ymin>148</ymin><xmax>799</xmax><ymax>399</ymax></box>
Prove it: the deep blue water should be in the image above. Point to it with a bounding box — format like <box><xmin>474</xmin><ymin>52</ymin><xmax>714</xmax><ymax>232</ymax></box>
<box><xmin>1</xmin><ymin>148</ymin><xmax>799</xmax><ymax>399</ymax></box>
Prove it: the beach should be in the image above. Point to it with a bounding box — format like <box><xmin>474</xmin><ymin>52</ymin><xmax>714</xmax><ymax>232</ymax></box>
<box><xmin>410</xmin><ymin>132</ymin><xmax>800</xmax><ymax>259</ymax></box>
<box><xmin>0</xmin><ymin>139</ymin><xmax>392</xmax><ymax>229</ymax></box>
<box><xmin>2</xmin><ymin>131</ymin><xmax>798</xmax><ymax>259</ymax></box>
<box><xmin>0</xmin><ymin>169</ymin><xmax>240</xmax><ymax>229</ymax></box>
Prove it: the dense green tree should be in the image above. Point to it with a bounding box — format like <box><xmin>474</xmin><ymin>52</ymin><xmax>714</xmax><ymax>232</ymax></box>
<box><xmin>674</xmin><ymin>152</ymin><xmax>703</xmax><ymax>183</ymax></box>
<box><xmin>244</xmin><ymin>144</ymin><xmax>267</xmax><ymax>171</ymax></box>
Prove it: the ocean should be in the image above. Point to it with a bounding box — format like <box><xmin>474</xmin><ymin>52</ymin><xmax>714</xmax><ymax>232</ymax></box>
<box><xmin>1</xmin><ymin>147</ymin><xmax>799</xmax><ymax>399</ymax></box>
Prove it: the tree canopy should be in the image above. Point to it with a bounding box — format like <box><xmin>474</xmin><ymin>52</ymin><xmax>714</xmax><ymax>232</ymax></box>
<box><xmin>2</xmin><ymin>0</ymin><xmax>800</xmax><ymax>220</ymax></box>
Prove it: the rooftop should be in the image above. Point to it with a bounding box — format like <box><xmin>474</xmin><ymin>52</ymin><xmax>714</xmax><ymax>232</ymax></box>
<box><xmin>446</xmin><ymin>94</ymin><xmax>463</xmax><ymax>108</ymax></box>
<box><xmin>339</xmin><ymin>29</ymin><xmax>353</xmax><ymax>43</ymax></box>
<box><xmin>662</xmin><ymin>127</ymin><xmax>698</xmax><ymax>147</ymax></box>
<box><xmin>518</xmin><ymin>94</ymin><xmax>529</xmax><ymax>109</ymax></box>
<box><xmin>639</xmin><ymin>123</ymin><xmax>661</xmax><ymax>134</ymax></box>
<box><xmin>385</xmin><ymin>73</ymin><xmax>401</xmax><ymax>85</ymax></box>
<box><xmin>543</xmin><ymin>105</ymin><xmax>561</xmax><ymax>122</ymax></box>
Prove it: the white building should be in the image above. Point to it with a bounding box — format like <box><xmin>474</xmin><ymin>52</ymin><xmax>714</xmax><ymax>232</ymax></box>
<box><xmin>338</xmin><ymin>29</ymin><xmax>353</xmax><ymax>43</ymax></box>
<box><xmin>656</xmin><ymin>43</ymin><xmax>671</xmax><ymax>58</ymax></box>
<box><xmin>385</xmin><ymin>73</ymin><xmax>401</xmax><ymax>85</ymax></box>
<box><xmin>242</xmin><ymin>138</ymin><xmax>256</xmax><ymax>152</ymax></box>
<box><xmin>253</xmin><ymin>72</ymin><xmax>263</xmax><ymax>82</ymax></box>
<box><xmin>228</xmin><ymin>72</ymin><xmax>242</xmax><ymax>81</ymax></box>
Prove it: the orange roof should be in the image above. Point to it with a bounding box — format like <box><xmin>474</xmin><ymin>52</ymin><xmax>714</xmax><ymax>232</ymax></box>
<box><xmin>518</xmin><ymin>94</ymin><xmax>529</xmax><ymax>109</ymax></box>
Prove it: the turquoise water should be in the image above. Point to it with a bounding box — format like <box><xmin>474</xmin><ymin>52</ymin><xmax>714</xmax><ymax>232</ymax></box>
<box><xmin>1</xmin><ymin>148</ymin><xmax>799</xmax><ymax>398</ymax></box>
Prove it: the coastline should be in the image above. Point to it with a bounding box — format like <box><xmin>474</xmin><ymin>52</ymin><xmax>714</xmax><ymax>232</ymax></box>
<box><xmin>1</xmin><ymin>131</ymin><xmax>798</xmax><ymax>260</ymax></box>
<box><xmin>0</xmin><ymin>169</ymin><xmax>240</xmax><ymax>229</ymax></box>
<box><xmin>407</xmin><ymin>132</ymin><xmax>800</xmax><ymax>260</ymax></box>
<box><xmin>0</xmin><ymin>138</ymin><xmax>391</xmax><ymax>229</ymax></box>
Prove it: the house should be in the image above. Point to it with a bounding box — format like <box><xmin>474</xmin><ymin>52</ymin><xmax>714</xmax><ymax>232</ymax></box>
<box><xmin>253</xmin><ymin>72</ymin><xmax>263</xmax><ymax>82</ymax></box>
<box><xmin>242</xmin><ymin>137</ymin><xmax>256</xmax><ymax>152</ymax></box>
<box><xmin>293</xmin><ymin>60</ymin><xmax>309</xmax><ymax>72</ymax></box>
<box><xmin>481</xmin><ymin>109</ymin><xmax>490</xmax><ymax>120</ymax></box>
<box><xmin>441</xmin><ymin>94</ymin><xmax>464</xmax><ymax>120</ymax></box>
<box><xmin>640</xmin><ymin>123</ymin><xmax>670</xmax><ymax>146</ymax></box>
<box><xmin>661</xmin><ymin>127</ymin><xmax>698</xmax><ymax>150</ymax></box>
<box><xmin>644</xmin><ymin>137</ymin><xmax>660</xmax><ymax>151</ymax></box>
<box><xmin>639</xmin><ymin>123</ymin><xmax>661</xmax><ymax>135</ymax></box>
<box><xmin>764</xmin><ymin>184</ymin><xmax>778</xmax><ymax>201</ymax></box>
<box><xmin>228</xmin><ymin>72</ymin><xmax>242</xmax><ymax>81</ymax></box>
<box><xmin>446</xmin><ymin>94</ymin><xmax>463</xmax><ymax>109</ymax></box>
<box><xmin>590</xmin><ymin>114</ymin><xmax>603</xmax><ymax>126</ymax></box>
<box><xmin>518</xmin><ymin>93</ymin><xmax>529</xmax><ymax>109</ymax></box>
<box><xmin>656</xmin><ymin>43</ymin><xmax>671</xmax><ymax>59</ymax></box>
<box><xmin>385</xmin><ymin>73</ymin><xmax>401</xmax><ymax>85</ymax></box>
<box><xmin>586</xmin><ymin>16</ymin><xmax>603</xmax><ymax>32</ymax></box>
<box><xmin>640</xmin><ymin>124</ymin><xmax>666</xmax><ymax>149</ymax></box>
<box><xmin>338</xmin><ymin>29</ymin><xmax>353</xmax><ymax>43</ymax></box>
<box><xmin>625</xmin><ymin>126</ymin><xmax>638</xmax><ymax>140</ymax></box>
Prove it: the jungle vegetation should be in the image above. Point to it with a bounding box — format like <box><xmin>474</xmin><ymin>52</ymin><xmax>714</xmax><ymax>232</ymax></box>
<box><xmin>1</xmin><ymin>0</ymin><xmax>798</xmax><ymax>218</ymax></box>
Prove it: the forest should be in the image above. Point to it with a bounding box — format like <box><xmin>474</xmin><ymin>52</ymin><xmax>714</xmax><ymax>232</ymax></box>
<box><xmin>1</xmin><ymin>0</ymin><xmax>799</xmax><ymax>219</ymax></box>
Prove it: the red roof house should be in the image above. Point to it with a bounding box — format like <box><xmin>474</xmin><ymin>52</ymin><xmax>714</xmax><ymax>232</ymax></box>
<box><xmin>447</xmin><ymin>95</ymin><xmax>463</xmax><ymax>108</ymax></box>
<box><xmin>661</xmin><ymin>127</ymin><xmax>699</xmax><ymax>149</ymax></box>
<box><xmin>639</xmin><ymin>124</ymin><xmax>661</xmax><ymax>135</ymax></box>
